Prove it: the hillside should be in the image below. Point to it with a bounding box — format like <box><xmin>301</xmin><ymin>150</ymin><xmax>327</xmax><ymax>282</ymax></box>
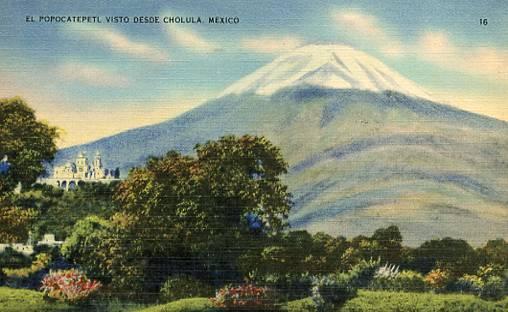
<box><xmin>55</xmin><ymin>87</ymin><xmax>508</xmax><ymax>245</ymax></box>
<box><xmin>54</xmin><ymin>44</ymin><xmax>508</xmax><ymax>245</ymax></box>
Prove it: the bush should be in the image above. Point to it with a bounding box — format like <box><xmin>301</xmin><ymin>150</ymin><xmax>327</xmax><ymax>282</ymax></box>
<box><xmin>455</xmin><ymin>274</ymin><xmax>483</xmax><ymax>294</ymax></box>
<box><xmin>477</xmin><ymin>264</ymin><xmax>505</xmax><ymax>281</ymax></box>
<box><xmin>249</xmin><ymin>273</ymin><xmax>313</xmax><ymax>301</ymax></box>
<box><xmin>480</xmin><ymin>276</ymin><xmax>505</xmax><ymax>301</ymax></box>
<box><xmin>210</xmin><ymin>284</ymin><xmax>278</xmax><ymax>311</ymax></box>
<box><xmin>371</xmin><ymin>270</ymin><xmax>425</xmax><ymax>292</ymax></box>
<box><xmin>347</xmin><ymin>258</ymin><xmax>381</xmax><ymax>289</ymax></box>
<box><xmin>0</xmin><ymin>247</ymin><xmax>31</xmax><ymax>268</ymax></box>
<box><xmin>40</xmin><ymin>269</ymin><xmax>101</xmax><ymax>303</ymax></box>
<box><xmin>0</xmin><ymin>267</ymin><xmax>5</xmax><ymax>285</ymax></box>
<box><xmin>311</xmin><ymin>274</ymin><xmax>357</xmax><ymax>312</ymax></box>
<box><xmin>425</xmin><ymin>268</ymin><xmax>453</xmax><ymax>292</ymax></box>
<box><xmin>159</xmin><ymin>275</ymin><xmax>214</xmax><ymax>303</ymax></box>
<box><xmin>3</xmin><ymin>252</ymin><xmax>52</xmax><ymax>288</ymax></box>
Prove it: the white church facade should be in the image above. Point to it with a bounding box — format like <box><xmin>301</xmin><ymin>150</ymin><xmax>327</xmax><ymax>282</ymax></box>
<box><xmin>41</xmin><ymin>151</ymin><xmax>120</xmax><ymax>190</ymax></box>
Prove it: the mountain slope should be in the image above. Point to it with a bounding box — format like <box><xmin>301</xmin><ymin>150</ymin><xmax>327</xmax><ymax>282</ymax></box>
<box><xmin>54</xmin><ymin>44</ymin><xmax>508</xmax><ymax>245</ymax></box>
<box><xmin>55</xmin><ymin>88</ymin><xmax>508</xmax><ymax>245</ymax></box>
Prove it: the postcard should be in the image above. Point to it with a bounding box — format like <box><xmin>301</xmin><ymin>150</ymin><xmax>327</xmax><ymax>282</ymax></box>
<box><xmin>0</xmin><ymin>1</ymin><xmax>507</xmax><ymax>310</ymax></box>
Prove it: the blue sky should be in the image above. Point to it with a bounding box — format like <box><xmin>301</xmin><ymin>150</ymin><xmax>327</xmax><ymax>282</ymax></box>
<box><xmin>1</xmin><ymin>0</ymin><xmax>507</xmax><ymax>147</ymax></box>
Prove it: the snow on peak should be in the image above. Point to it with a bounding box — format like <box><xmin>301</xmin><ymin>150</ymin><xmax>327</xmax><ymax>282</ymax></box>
<box><xmin>220</xmin><ymin>44</ymin><xmax>431</xmax><ymax>99</ymax></box>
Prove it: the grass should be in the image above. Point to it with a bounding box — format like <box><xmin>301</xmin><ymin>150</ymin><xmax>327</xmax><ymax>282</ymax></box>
<box><xmin>134</xmin><ymin>291</ymin><xmax>508</xmax><ymax>312</ymax></box>
<box><xmin>0</xmin><ymin>286</ymin><xmax>71</xmax><ymax>312</ymax></box>
<box><xmin>136</xmin><ymin>298</ymin><xmax>218</xmax><ymax>312</ymax></box>
<box><xmin>341</xmin><ymin>290</ymin><xmax>508</xmax><ymax>312</ymax></box>
<box><xmin>1</xmin><ymin>287</ymin><xmax>507</xmax><ymax>312</ymax></box>
<box><xmin>0</xmin><ymin>287</ymin><xmax>145</xmax><ymax>312</ymax></box>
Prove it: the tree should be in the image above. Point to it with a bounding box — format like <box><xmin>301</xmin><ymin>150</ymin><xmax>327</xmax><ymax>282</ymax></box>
<box><xmin>21</xmin><ymin>182</ymin><xmax>119</xmax><ymax>240</ymax></box>
<box><xmin>0</xmin><ymin>97</ymin><xmax>59</xmax><ymax>193</ymax></box>
<box><xmin>0</xmin><ymin>97</ymin><xmax>58</xmax><ymax>241</ymax></box>
<box><xmin>477</xmin><ymin>239</ymin><xmax>508</xmax><ymax>268</ymax></box>
<box><xmin>108</xmin><ymin>135</ymin><xmax>292</xmax><ymax>296</ymax></box>
<box><xmin>410</xmin><ymin>237</ymin><xmax>478</xmax><ymax>277</ymax></box>
<box><xmin>371</xmin><ymin>225</ymin><xmax>403</xmax><ymax>264</ymax></box>
<box><xmin>61</xmin><ymin>215</ymin><xmax>112</xmax><ymax>282</ymax></box>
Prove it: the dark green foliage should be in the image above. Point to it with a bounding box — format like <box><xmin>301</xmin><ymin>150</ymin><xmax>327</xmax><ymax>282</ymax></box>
<box><xmin>0</xmin><ymin>266</ymin><xmax>5</xmax><ymax>286</ymax></box>
<box><xmin>0</xmin><ymin>247</ymin><xmax>32</xmax><ymax>269</ymax></box>
<box><xmin>249</xmin><ymin>273</ymin><xmax>313</xmax><ymax>301</ymax></box>
<box><xmin>14</xmin><ymin>182</ymin><xmax>119</xmax><ymax>240</ymax></box>
<box><xmin>370</xmin><ymin>270</ymin><xmax>426</xmax><ymax>292</ymax></box>
<box><xmin>106</xmin><ymin>135</ymin><xmax>292</xmax><ymax>297</ymax></box>
<box><xmin>479</xmin><ymin>276</ymin><xmax>506</xmax><ymax>301</ymax></box>
<box><xmin>61</xmin><ymin>216</ymin><xmax>112</xmax><ymax>282</ymax></box>
<box><xmin>159</xmin><ymin>275</ymin><xmax>214</xmax><ymax>303</ymax></box>
<box><xmin>477</xmin><ymin>239</ymin><xmax>508</xmax><ymax>268</ymax></box>
<box><xmin>239</xmin><ymin>231</ymin><xmax>349</xmax><ymax>282</ymax></box>
<box><xmin>311</xmin><ymin>274</ymin><xmax>357</xmax><ymax>311</ymax></box>
<box><xmin>408</xmin><ymin>237</ymin><xmax>478</xmax><ymax>277</ymax></box>
<box><xmin>347</xmin><ymin>259</ymin><xmax>381</xmax><ymax>289</ymax></box>
<box><xmin>370</xmin><ymin>225</ymin><xmax>403</xmax><ymax>264</ymax></box>
<box><xmin>0</xmin><ymin>97</ymin><xmax>59</xmax><ymax>193</ymax></box>
<box><xmin>340</xmin><ymin>226</ymin><xmax>403</xmax><ymax>270</ymax></box>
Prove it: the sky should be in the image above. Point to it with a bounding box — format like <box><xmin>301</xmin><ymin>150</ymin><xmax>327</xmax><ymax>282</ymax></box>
<box><xmin>1</xmin><ymin>0</ymin><xmax>507</xmax><ymax>147</ymax></box>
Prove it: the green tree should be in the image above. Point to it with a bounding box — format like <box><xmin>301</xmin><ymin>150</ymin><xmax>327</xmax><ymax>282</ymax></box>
<box><xmin>61</xmin><ymin>215</ymin><xmax>113</xmax><ymax>282</ymax></box>
<box><xmin>20</xmin><ymin>182</ymin><xmax>119</xmax><ymax>240</ymax></box>
<box><xmin>109</xmin><ymin>135</ymin><xmax>292</xmax><ymax>296</ymax></box>
<box><xmin>371</xmin><ymin>225</ymin><xmax>403</xmax><ymax>264</ymax></box>
<box><xmin>477</xmin><ymin>239</ymin><xmax>508</xmax><ymax>268</ymax></box>
<box><xmin>0</xmin><ymin>97</ymin><xmax>59</xmax><ymax>193</ymax></box>
<box><xmin>410</xmin><ymin>237</ymin><xmax>478</xmax><ymax>277</ymax></box>
<box><xmin>0</xmin><ymin>97</ymin><xmax>58</xmax><ymax>242</ymax></box>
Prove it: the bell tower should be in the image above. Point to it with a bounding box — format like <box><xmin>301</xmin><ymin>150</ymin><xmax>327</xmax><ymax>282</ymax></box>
<box><xmin>93</xmin><ymin>151</ymin><xmax>103</xmax><ymax>169</ymax></box>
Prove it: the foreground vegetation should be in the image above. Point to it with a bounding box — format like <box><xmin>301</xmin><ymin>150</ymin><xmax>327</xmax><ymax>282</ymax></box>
<box><xmin>3</xmin><ymin>287</ymin><xmax>507</xmax><ymax>312</ymax></box>
<box><xmin>136</xmin><ymin>291</ymin><xmax>508</xmax><ymax>312</ymax></box>
<box><xmin>0</xmin><ymin>287</ymin><xmax>71</xmax><ymax>312</ymax></box>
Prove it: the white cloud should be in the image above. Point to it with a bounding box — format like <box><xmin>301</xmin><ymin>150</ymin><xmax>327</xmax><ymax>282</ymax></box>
<box><xmin>241</xmin><ymin>36</ymin><xmax>304</xmax><ymax>54</ymax></box>
<box><xmin>57</xmin><ymin>62</ymin><xmax>129</xmax><ymax>87</ymax></box>
<box><xmin>72</xmin><ymin>25</ymin><xmax>168</xmax><ymax>62</ymax></box>
<box><xmin>333</xmin><ymin>10</ymin><xmax>508</xmax><ymax>81</ymax></box>
<box><xmin>416</xmin><ymin>31</ymin><xmax>508</xmax><ymax>80</ymax></box>
<box><xmin>333</xmin><ymin>10</ymin><xmax>405</xmax><ymax>58</ymax></box>
<box><xmin>166</xmin><ymin>26</ymin><xmax>218</xmax><ymax>53</ymax></box>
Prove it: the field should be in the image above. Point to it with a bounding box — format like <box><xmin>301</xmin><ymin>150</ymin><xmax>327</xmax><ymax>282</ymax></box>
<box><xmin>4</xmin><ymin>287</ymin><xmax>504</xmax><ymax>312</ymax></box>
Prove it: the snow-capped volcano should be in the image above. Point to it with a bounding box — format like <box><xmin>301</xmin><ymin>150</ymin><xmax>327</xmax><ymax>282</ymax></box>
<box><xmin>221</xmin><ymin>44</ymin><xmax>431</xmax><ymax>99</ymax></box>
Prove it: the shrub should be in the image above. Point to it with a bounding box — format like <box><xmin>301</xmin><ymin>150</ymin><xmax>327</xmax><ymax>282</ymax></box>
<box><xmin>371</xmin><ymin>270</ymin><xmax>425</xmax><ymax>292</ymax></box>
<box><xmin>210</xmin><ymin>284</ymin><xmax>278</xmax><ymax>311</ymax></box>
<box><xmin>3</xmin><ymin>252</ymin><xmax>52</xmax><ymax>288</ymax></box>
<box><xmin>312</xmin><ymin>274</ymin><xmax>357</xmax><ymax>312</ymax></box>
<box><xmin>425</xmin><ymin>268</ymin><xmax>453</xmax><ymax>292</ymax></box>
<box><xmin>348</xmin><ymin>258</ymin><xmax>380</xmax><ymax>289</ymax></box>
<box><xmin>0</xmin><ymin>266</ymin><xmax>5</xmax><ymax>285</ymax></box>
<box><xmin>249</xmin><ymin>273</ymin><xmax>313</xmax><ymax>301</ymax></box>
<box><xmin>159</xmin><ymin>275</ymin><xmax>214</xmax><ymax>303</ymax></box>
<box><xmin>455</xmin><ymin>274</ymin><xmax>483</xmax><ymax>294</ymax></box>
<box><xmin>0</xmin><ymin>247</ymin><xmax>31</xmax><ymax>268</ymax></box>
<box><xmin>479</xmin><ymin>276</ymin><xmax>505</xmax><ymax>301</ymax></box>
<box><xmin>477</xmin><ymin>264</ymin><xmax>505</xmax><ymax>281</ymax></box>
<box><xmin>40</xmin><ymin>269</ymin><xmax>101</xmax><ymax>303</ymax></box>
